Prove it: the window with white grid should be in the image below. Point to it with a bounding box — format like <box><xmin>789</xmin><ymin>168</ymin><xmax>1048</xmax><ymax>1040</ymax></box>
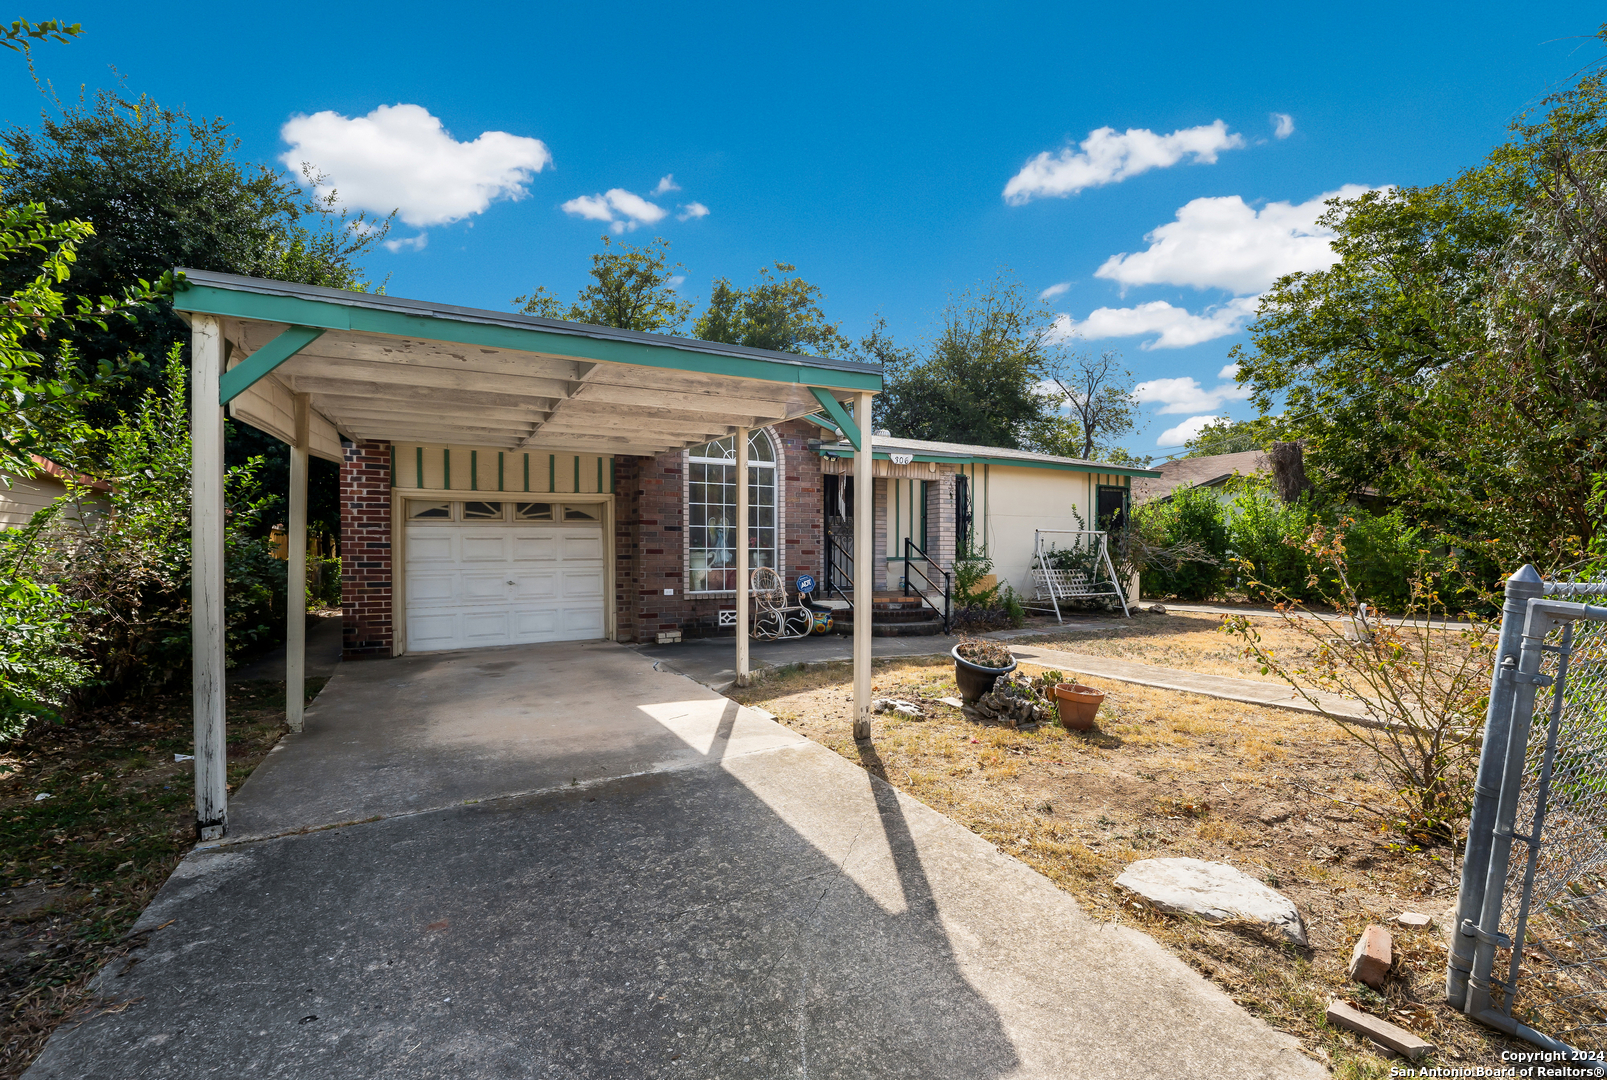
<box><xmin>687</xmin><ymin>431</ymin><xmax>776</xmax><ymax>593</ymax></box>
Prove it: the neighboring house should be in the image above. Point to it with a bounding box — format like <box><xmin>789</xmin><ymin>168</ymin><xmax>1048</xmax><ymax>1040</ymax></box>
<box><xmin>0</xmin><ymin>455</ymin><xmax>112</xmax><ymax>530</ymax></box>
<box><xmin>1131</xmin><ymin>450</ymin><xmax>1270</xmax><ymax>506</ymax></box>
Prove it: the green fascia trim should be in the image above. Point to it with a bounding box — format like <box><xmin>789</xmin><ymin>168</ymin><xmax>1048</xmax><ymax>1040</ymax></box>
<box><xmin>181</xmin><ymin>284</ymin><xmax>881</xmax><ymax>393</ymax></box>
<box><xmin>807</xmin><ymin>388</ymin><xmax>860</xmax><ymax>450</ymax></box>
<box><xmin>815</xmin><ymin>446</ymin><xmax>1160</xmax><ymax>479</ymax></box>
<box><xmin>218</xmin><ymin>325</ymin><xmax>325</xmax><ymax>404</ymax></box>
<box><xmin>801</xmin><ymin>411</ymin><xmax>841</xmax><ymax>434</ymax></box>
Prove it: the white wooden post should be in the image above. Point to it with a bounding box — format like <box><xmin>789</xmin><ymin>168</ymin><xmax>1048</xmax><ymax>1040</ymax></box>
<box><xmin>852</xmin><ymin>393</ymin><xmax>873</xmax><ymax>740</ymax></box>
<box><xmin>191</xmin><ymin>316</ymin><xmax>228</xmax><ymax>839</ymax></box>
<box><xmin>735</xmin><ymin>427</ymin><xmax>750</xmax><ymax>687</ymax></box>
<box><xmin>285</xmin><ymin>393</ymin><xmax>309</xmax><ymax>732</ymax></box>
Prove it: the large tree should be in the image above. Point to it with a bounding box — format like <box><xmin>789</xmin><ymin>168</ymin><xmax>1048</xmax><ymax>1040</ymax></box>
<box><xmin>515</xmin><ymin>235</ymin><xmax>691</xmax><ymax>333</ymax></box>
<box><xmin>876</xmin><ymin>274</ymin><xmax>1056</xmax><ymax>449</ymax></box>
<box><xmin>693</xmin><ymin>262</ymin><xmax>850</xmax><ymax>356</ymax></box>
<box><xmin>1039</xmin><ymin>347</ymin><xmax>1141</xmax><ymax>461</ymax></box>
<box><xmin>1232</xmin><ymin>40</ymin><xmax>1607</xmax><ymax>567</ymax></box>
<box><xmin>1</xmin><ymin>89</ymin><xmax>390</xmax><ymax>536</ymax></box>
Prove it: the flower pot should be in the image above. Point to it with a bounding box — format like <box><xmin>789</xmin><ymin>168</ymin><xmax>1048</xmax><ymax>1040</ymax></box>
<box><xmin>1054</xmin><ymin>682</ymin><xmax>1104</xmax><ymax>731</ymax></box>
<box><xmin>952</xmin><ymin>644</ymin><xmax>1017</xmax><ymax>703</ymax></box>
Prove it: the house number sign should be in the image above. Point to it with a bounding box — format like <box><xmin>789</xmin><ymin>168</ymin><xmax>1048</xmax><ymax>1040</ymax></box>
<box><xmin>889</xmin><ymin>453</ymin><xmax>913</xmax><ymax>465</ymax></box>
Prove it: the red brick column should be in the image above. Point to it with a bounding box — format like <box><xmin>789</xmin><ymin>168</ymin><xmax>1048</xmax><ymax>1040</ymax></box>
<box><xmin>341</xmin><ymin>439</ymin><xmax>393</xmax><ymax>658</ymax></box>
<box><xmin>776</xmin><ymin>420</ymin><xmax>824</xmax><ymax>586</ymax></box>
<box><xmin>612</xmin><ymin>456</ymin><xmax>643</xmax><ymax>643</ymax></box>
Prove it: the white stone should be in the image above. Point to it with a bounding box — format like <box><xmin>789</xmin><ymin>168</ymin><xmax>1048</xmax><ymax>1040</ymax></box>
<box><xmin>875</xmin><ymin>698</ymin><xmax>923</xmax><ymax>719</ymax></box>
<box><xmin>1115</xmin><ymin>857</ymin><xmax>1307</xmax><ymax>946</ymax></box>
<box><xmin>1396</xmin><ymin>911</ymin><xmax>1432</xmax><ymax>929</ymax></box>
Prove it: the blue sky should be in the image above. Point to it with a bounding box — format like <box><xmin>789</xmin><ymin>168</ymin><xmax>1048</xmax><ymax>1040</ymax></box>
<box><xmin>5</xmin><ymin>2</ymin><xmax>1602</xmax><ymax>457</ymax></box>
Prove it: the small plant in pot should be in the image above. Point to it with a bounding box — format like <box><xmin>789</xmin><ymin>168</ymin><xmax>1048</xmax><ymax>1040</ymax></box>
<box><xmin>952</xmin><ymin>639</ymin><xmax>1016</xmax><ymax>703</ymax></box>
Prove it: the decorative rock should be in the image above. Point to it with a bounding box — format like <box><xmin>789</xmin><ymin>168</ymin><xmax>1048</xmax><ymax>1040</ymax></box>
<box><xmin>1149</xmin><ymin>604</ymin><xmax>1168</xmax><ymax>615</ymax></box>
<box><xmin>1114</xmin><ymin>857</ymin><xmax>1307</xmax><ymax>946</ymax></box>
<box><xmin>875</xmin><ymin>698</ymin><xmax>923</xmax><ymax>719</ymax></box>
<box><xmin>1395</xmin><ymin>911</ymin><xmax>1433</xmax><ymax>929</ymax></box>
<box><xmin>1325</xmin><ymin>1000</ymin><xmax>1434</xmax><ymax>1061</ymax></box>
<box><xmin>1347</xmin><ymin>924</ymin><xmax>1392</xmax><ymax>988</ymax></box>
<box><xmin>937</xmin><ymin>696</ymin><xmax>965</xmax><ymax>710</ymax></box>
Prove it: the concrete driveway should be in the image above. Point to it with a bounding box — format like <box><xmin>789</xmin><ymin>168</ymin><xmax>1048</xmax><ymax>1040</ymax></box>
<box><xmin>26</xmin><ymin>642</ymin><xmax>1321</xmax><ymax>1079</ymax></box>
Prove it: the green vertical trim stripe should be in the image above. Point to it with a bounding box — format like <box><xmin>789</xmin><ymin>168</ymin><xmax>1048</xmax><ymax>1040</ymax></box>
<box><xmin>416</xmin><ymin>446</ymin><xmax>423</xmax><ymax>489</ymax></box>
<box><xmin>471</xmin><ymin>450</ymin><xmax>478</xmax><ymax>491</ymax></box>
<box><xmin>548</xmin><ymin>454</ymin><xmax>555</xmax><ymax>493</ymax></box>
<box><xmin>523</xmin><ymin>453</ymin><xmax>530</xmax><ymax>492</ymax></box>
<box><xmin>597</xmin><ymin>457</ymin><xmax>604</xmax><ymax>494</ymax></box>
<box><xmin>444</xmin><ymin>448</ymin><xmax>451</xmax><ymax>490</ymax></box>
<box><xmin>498</xmin><ymin>452</ymin><xmax>504</xmax><ymax>491</ymax></box>
<box><xmin>573</xmin><ymin>455</ymin><xmax>580</xmax><ymax>493</ymax></box>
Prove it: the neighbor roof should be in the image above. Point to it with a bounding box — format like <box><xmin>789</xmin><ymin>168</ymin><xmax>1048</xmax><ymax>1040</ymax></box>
<box><xmin>813</xmin><ymin>432</ymin><xmax>1161</xmax><ymax>478</ymax></box>
<box><xmin>1132</xmin><ymin>449</ymin><xmax>1269</xmax><ymax>503</ymax></box>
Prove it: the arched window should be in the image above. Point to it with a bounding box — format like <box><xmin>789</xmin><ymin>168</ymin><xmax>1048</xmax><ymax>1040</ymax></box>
<box><xmin>687</xmin><ymin>431</ymin><xmax>777</xmax><ymax>593</ymax></box>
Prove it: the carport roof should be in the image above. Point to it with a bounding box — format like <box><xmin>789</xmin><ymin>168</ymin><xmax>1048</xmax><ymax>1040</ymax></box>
<box><xmin>173</xmin><ymin>269</ymin><xmax>882</xmax><ymax>458</ymax></box>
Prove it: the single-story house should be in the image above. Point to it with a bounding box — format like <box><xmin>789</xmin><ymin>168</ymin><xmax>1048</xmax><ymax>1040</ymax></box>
<box><xmin>1131</xmin><ymin>449</ymin><xmax>1270</xmax><ymax>506</ymax></box>
<box><xmin>0</xmin><ymin>455</ymin><xmax>112</xmax><ymax>530</ymax></box>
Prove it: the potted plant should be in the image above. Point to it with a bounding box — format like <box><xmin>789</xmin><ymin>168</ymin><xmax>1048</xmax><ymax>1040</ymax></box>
<box><xmin>1053</xmin><ymin>683</ymin><xmax>1105</xmax><ymax>731</ymax></box>
<box><xmin>952</xmin><ymin>639</ymin><xmax>1016</xmax><ymax>703</ymax></box>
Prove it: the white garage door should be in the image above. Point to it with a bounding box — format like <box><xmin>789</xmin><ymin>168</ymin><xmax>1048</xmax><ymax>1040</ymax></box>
<box><xmin>404</xmin><ymin>499</ymin><xmax>606</xmax><ymax>652</ymax></box>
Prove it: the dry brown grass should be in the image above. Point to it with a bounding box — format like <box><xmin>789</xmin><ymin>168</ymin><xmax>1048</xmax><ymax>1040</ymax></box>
<box><xmin>734</xmin><ymin>656</ymin><xmax>1526</xmax><ymax>1078</ymax></box>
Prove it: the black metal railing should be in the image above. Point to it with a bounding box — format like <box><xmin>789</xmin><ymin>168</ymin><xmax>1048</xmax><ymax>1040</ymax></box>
<box><xmin>902</xmin><ymin>537</ymin><xmax>951</xmax><ymax>633</ymax></box>
<box><xmin>823</xmin><ymin>531</ymin><xmax>854</xmax><ymax>607</ymax></box>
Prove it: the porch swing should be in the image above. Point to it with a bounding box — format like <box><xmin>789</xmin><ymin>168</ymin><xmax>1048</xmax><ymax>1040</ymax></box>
<box><xmin>1027</xmin><ymin>529</ymin><xmax>1130</xmax><ymax>621</ymax></box>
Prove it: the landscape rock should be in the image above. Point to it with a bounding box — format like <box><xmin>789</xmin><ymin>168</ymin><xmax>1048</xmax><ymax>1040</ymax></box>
<box><xmin>1149</xmin><ymin>604</ymin><xmax>1168</xmax><ymax>615</ymax></box>
<box><xmin>1347</xmin><ymin>924</ymin><xmax>1392</xmax><ymax>988</ymax></box>
<box><xmin>1114</xmin><ymin>857</ymin><xmax>1307</xmax><ymax>946</ymax></box>
<box><xmin>1395</xmin><ymin>911</ymin><xmax>1432</xmax><ymax>929</ymax></box>
<box><xmin>1325</xmin><ymin>1000</ymin><xmax>1433</xmax><ymax>1061</ymax></box>
<box><xmin>874</xmin><ymin>698</ymin><xmax>923</xmax><ymax>719</ymax></box>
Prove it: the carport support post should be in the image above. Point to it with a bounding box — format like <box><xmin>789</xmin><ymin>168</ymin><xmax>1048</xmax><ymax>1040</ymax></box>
<box><xmin>853</xmin><ymin>393</ymin><xmax>873</xmax><ymax>741</ymax></box>
<box><xmin>735</xmin><ymin>427</ymin><xmax>750</xmax><ymax>686</ymax></box>
<box><xmin>191</xmin><ymin>315</ymin><xmax>228</xmax><ymax>839</ymax></box>
<box><xmin>285</xmin><ymin>393</ymin><xmax>309</xmax><ymax>732</ymax></box>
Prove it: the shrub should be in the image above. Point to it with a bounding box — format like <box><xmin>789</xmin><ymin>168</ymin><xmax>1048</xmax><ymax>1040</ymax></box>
<box><xmin>1142</xmin><ymin>485</ymin><xmax>1229</xmax><ymax>600</ymax></box>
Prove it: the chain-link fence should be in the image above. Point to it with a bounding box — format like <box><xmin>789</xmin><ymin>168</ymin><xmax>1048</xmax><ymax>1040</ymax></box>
<box><xmin>1448</xmin><ymin>570</ymin><xmax>1607</xmax><ymax>1070</ymax></box>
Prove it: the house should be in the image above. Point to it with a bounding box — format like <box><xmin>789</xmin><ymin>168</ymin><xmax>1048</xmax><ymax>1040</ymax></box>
<box><xmin>0</xmin><ymin>455</ymin><xmax>112</xmax><ymax>530</ymax></box>
<box><xmin>1131</xmin><ymin>449</ymin><xmax>1269</xmax><ymax>505</ymax></box>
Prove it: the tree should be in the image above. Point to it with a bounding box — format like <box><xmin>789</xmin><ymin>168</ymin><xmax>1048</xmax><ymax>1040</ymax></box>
<box><xmin>1041</xmin><ymin>347</ymin><xmax>1141</xmax><ymax>460</ymax></box>
<box><xmin>1183</xmin><ymin>417</ymin><xmax>1264</xmax><ymax>457</ymax></box>
<box><xmin>2</xmin><ymin>89</ymin><xmax>391</xmax><ymax>537</ymax></box>
<box><xmin>515</xmin><ymin>235</ymin><xmax>691</xmax><ymax>333</ymax></box>
<box><xmin>876</xmin><ymin>273</ymin><xmax>1055</xmax><ymax>448</ymax></box>
<box><xmin>693</xmin><ymin>262</ymin><xmax>850</xmax><ymax>356</ymax></box>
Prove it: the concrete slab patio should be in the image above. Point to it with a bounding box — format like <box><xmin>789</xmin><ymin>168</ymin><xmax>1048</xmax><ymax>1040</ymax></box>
<box><xmin>25</xmin><ymin>642</ymin><xmax>1323</xmax><ymax>1079</ymax></box>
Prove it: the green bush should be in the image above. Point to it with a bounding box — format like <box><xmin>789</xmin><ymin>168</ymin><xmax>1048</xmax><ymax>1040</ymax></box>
<box><xmin>1142</xmin><ymin>485</ymin><xmax>1229</xmax><ymax>600</ymax></box>
<box><xmin>308</xmin><ymin>554</ymin><xmax>341</xmax><ymax>608</ymax></box>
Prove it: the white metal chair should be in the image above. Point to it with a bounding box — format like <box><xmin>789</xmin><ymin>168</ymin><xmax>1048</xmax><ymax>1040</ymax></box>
<box><xmin>1028</xmin><ymin>530</ymin><xmax>1131</xmax><ymax>620</ymax></box>
<box><xmin>751</xmin><ymin>566</ymin><xmax>814</xmax><ymax>640</ymax></box>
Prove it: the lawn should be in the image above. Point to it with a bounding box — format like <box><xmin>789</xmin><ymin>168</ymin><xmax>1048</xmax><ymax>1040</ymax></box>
<box><xmin>731</xmin><ymin>653</ymin><xmax>1521</xmax><ymax>1079</ymax></box>
<box><xmin>0</xmin><ymin>680</ymin><xmax>303</xmax><ymax>1080</ymax></box>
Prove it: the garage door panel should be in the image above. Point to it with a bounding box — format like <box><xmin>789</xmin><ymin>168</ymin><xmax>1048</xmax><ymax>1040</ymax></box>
<box><xmin>462</xmin><ymin>533</ymin><xmax>510</xmax><ymax>562</ymax></box>
<box><xmin>560</xmin><ymin>532</ymin><xmax>603</xmax><ymax>560</ymax></box>
<box><xmin>512</xmin><ymin>572</ymin><xmax>558</xmax><ymax>601</ymax></box>
<box><xmin>512</xmin><ymin>534</ymin><xmax>557</xmax><ymax>562</ymax></box>
<box><xmin>406</xmin><ymin>517</ymin><xmax>606</xmax><ymax>653</ymax></box>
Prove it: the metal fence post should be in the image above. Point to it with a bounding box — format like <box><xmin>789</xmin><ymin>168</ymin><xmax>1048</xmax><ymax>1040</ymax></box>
<box><xmin>1447</xmin><ymin>564</ymin><xmax>1544</xmax><ymax>1009</ymax></box>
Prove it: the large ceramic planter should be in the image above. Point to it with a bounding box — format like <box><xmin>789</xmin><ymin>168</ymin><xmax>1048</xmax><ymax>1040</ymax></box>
<box><xmin>952</xmin><ymin>644</ymin><xmax>1017</xmax><ymax>703</ymax></box>
<box><xmin>1053</xmin><ymin>682</ymin><xmax>1104</xmax><ymax>731</ymax></box>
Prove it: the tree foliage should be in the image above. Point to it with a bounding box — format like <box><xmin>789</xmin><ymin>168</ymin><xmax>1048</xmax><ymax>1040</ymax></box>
<box><xmin>1041</xmin><ymin>348</ymin><xmax>1141</xmax><ymax>461</ymax></box>
<box><xmin>693</xmin><ymin>262</ymin><xmax>849</xmax><ymax>356</ymax></box>
<box><xmin>1234</xmin><ymin>32</ymin><xmax>1607</xmax><ymax>568</ymax></box>
<box><xmin>515</xmin><ymin>235</ymin><xmax>692</xmax><ymax>333</ymax></box>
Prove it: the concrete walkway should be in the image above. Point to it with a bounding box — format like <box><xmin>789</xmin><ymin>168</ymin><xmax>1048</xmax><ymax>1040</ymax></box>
<box><xmin>1164</xmin><ymin>602</ymin><xmax>1479</xmax><ymax>631</ymax></box>
<box><xmin>26</xmin><ymin>641</ymin><xmax>1321</xmax><ymax>1079</ymax></box>
<box><xmin>231</xmin><ymin>611</ymin><xmax>345</xmax><ymax>683</ymax></box>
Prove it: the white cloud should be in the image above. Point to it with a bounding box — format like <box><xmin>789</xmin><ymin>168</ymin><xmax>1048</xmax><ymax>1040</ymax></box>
<box><xmin>280</xmin><ymin>104</ymin><xmax>551</xmax><ymax>228</ymax></box>
<box><xmin>1271</xmin><ymin>113</ymin><xmax>1295</xmax><ymax>139</ymax></box>
<box><xmin>1052</xmin><ymin>296</ymin><xmax>1261</xmax><ymax>350</ymax></box>
<box><xmin>1003</xmin><ymin>120</ymin><xmax>1244</xmax><ymax>205</ymax></box>
<box><xmin>1039</xmin><ymin>281</ymin><xmax>1071</xmax><ymax>300</ymax></box>
<box><xmin>561</xmin><ymin>188</ymin><xmax>668</xmax><ymax>233</ymax></box>
<box><xmin>383</xmin><ymin>233</ymin><xmax>428</xmax><ymax>253</ymax></box>
<box><xmin>667</xmin><ymin>275</ymin><xmax>686</xmax><ymax>289</ymax></box>
<box><xmin>653</xmin><ymin>174</ymin><xmax>680</xmax><ymax>195</ymax></box>
<box><xmin>1217</xmin><ymin>363</ymin><xmax>1240</xmax><ymax>381</ymax></box>
<box><xmin>677</xmin><ymin>201</ymin><xmax>710</xmax><ymax>221</ymax></box>
<box><xmin>1095</xmin><ymin>185</ymin><xmax>1375</xmax><ymax>294</ymax></box>
<box><xmin>1133</xmin><ymin>375</ymin><xmax>1252</xmax><ymax>414</ymax></box>
<box><xmin>1158</xmin><ymin>414</ymin><xmax>1224</xmax><ymax>447</ymax></box>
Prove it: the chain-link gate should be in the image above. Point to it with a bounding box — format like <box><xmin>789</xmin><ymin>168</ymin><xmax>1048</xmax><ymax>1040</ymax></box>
<box><xmin>1447</xmin><ymin>568</ymin><xmax>1607</xmax><ymax>1069</ymax></box>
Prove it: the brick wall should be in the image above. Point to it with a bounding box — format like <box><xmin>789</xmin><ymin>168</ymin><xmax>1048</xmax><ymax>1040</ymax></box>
<box><xmin>341</xmin><ymin>439</ymin><xmax>394</xmax><ymax>658</ymax></box>
<box><xmin>611</xmin><ymin>420</ymin><xmax>824</xmax><ymax>642</ymax></box>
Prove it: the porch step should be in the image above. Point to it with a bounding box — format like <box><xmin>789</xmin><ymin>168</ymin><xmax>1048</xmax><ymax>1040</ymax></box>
<box><xmin>832</xmin><ymin>615</ymin><xmax>946</xmax><ymax>637</ymax></box>
<box><xmin>832</xmin><ymin>595</ymin><xmax>947</xmax><ymax>636</ymax></box>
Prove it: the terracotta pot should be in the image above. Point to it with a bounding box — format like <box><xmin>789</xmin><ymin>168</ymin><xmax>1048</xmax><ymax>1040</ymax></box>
<box><xmin>1053</xmin><ymin>682</ymin><xmax>1104</xmax><ymax>731</ymax></box>
<box><xmin>951</xmin><ymin>644</ymin><xmax>1017</xmax><ymax>703</ymax></box>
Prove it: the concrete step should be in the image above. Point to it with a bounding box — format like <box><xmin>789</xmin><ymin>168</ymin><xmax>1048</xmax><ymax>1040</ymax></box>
<box><xmin>832</xmin><ymin>617</ymin><xmax>946</xmax><ymax>637</ymax></box>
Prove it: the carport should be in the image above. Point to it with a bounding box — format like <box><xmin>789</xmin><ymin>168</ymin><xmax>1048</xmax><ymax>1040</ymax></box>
<box><xmin>174</xmin><ymin>270</ymin><xmax>881</xmax><ymax>839</ymax></box>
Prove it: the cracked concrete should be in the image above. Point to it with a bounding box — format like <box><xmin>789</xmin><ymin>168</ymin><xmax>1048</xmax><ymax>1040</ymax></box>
<box><xmin>26</xmin><ymin>641</ymin><xmax>1323</xmax><ymax>1079</ymax></box>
